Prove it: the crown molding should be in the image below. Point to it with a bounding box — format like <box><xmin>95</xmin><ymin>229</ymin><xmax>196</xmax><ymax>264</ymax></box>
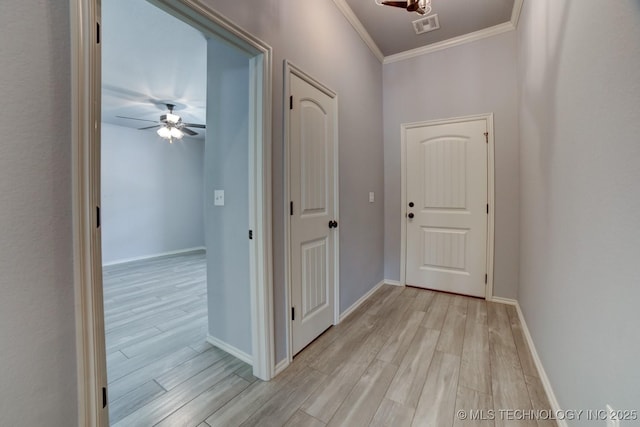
<box><xmin>511</xmin><ymin>0</ymin><xmax>524</xmax><ymax>28</ymax></box>
<box><xmin>333</xmin><ymin>0</ymin><xmax>523</xmax><ymax>65</ymax></box>
<box><xmin>383</xmin><ymin>21</ymin><xmax>514</xmax><ymax>64</ymax></box>
<box><xmin>332</xmin><ymin>0</ymin><xmax>385</xmax><ymax>63</ymax></box>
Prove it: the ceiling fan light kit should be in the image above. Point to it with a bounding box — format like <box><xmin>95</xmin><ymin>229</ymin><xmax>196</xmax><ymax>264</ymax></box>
<box><xmin>117</xmin><ymin>102</ymin><xmax>206</xmax><ymax>143</ymax></box>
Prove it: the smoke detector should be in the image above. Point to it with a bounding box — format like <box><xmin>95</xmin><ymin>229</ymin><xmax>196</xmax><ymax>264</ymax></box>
<box><xmin>412</xmin><ymin>14</ymin><xmax>440</xmax><ymax>34</ymax></box>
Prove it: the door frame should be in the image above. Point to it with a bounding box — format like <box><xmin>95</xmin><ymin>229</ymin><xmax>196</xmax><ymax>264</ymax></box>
<box><xmin>400</xmin><ymin>113</ymin><xmax>495</xmax><ymax>299</ymax></box>
<box><xmin>70</xmin><ymin>1</ymin><xmax>274</xmax><ymax>424</ymax></box>
<box><xmin>283</xmin><ymin>61</ymin><xmax>340</xmax><ymax>366</ymax></box>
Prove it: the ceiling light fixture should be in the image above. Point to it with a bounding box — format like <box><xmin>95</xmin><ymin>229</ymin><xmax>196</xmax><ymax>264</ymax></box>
<box><xmin>155</xmin><ymin>104</ymin><xmax>185</xmax><ymax>143</ymax></box>
<box><xmin>156</xmin><ymin>123</ymin><xmax>184</xmax><ymax>143</ymax></box>
<box><xmin>377</xmin><ymin>0</ymin><xmax>432</xmax><ymax>15</ymax></box>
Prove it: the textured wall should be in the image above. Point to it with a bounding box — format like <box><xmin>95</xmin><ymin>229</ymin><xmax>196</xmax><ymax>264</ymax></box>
<box><xmin>383</xmin><ymin>31</ymin><xmax>520</xmax><ymax>299</ymax></box>
<box><xmin>205</xmin><ymin>38</ymin><xmax>252</xmax><ymax>356</ymax></box>
<box><xmin>101</xmin><ymin>124</ymin><xmax>205</xmax><ymax>264</ymax></box>
<box><xmin>0</xmin><ymin>1</ymin><xmax>78</xmax><ymax>425</ymax></box>
<box><xmin>518</xmin><ymin>0</ymin><xmax>640</xmax><ymax>416</ymax></box>
<box><xmin>198</xmin><ymin>0</ymin><xmax>385</xmax><ymax>363</ymax></box>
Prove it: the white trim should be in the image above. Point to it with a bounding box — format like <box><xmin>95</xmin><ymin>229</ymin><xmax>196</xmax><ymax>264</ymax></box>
<box><xmin>206</xmin><ymin>335</ymin><xmax>253</xmax><ymax>365</ymax></box>
<box><xmin>511</xmin><ymin>0</ymin><xmax>524</xmax><ymax>29</ymax></box>
<box><xmin>513</xmin><ymin>302</ymin><xmax>567</xmax><ymax>427</ymax></box>
<box><xmin>384</xmin><ymin>22</ymin><xmax>514</xmax><ymax>64</ymax></box>
<box><xmin>273</xmin><ymin>358</ymin><xmax>290</xmax><ymax>377</ymax></box>
<box><xmin>384</xmin><ymin>279</ymin><xmax>404</xmax><ymax>287</ymax></box>
<box><xmin>71</xmin><ymin>0</ymin><xmax>107</xmax><ymax>424</ymax></box>
<box><xmin>488</xmin><ymin>296</ymin><xmax>517</xmax><ymax>306</ymax></box>
<box><xmin>331</xmin><ymin>0</ymin><xmax>384</xmax><ymax>62</ymax></box>
<box><xmin>339</xmin><ymin>280</ymin><xmax>385</xmax><ymax>323</ymax></box>
<box><xmin>284</xmin><ymin>61</ymin><xmax>340</xmax><ymax>364</ymax></box>
<box><xmin>399</xmin><ymin>114</ymin><xmax>495</xmax><ymax>300</ymax></box>
<box><xmin>101</xmin><ymin>247</ymin><xmax>206</xmax><ymax>267</ymax></box>
<box><xmin>485</xmin><ymin>115</ymin><xmax>496</xmax><ymax>300</ymax></box>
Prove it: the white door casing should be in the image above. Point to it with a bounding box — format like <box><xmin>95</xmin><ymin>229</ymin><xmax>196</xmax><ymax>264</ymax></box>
<box><xmin>287</xmin><ymin>65</ymin><xmax>338</xmax><ymax>356</ymax></box>
<box><xmin>404</xmin><ymin>117</ymin><xmax>490</xmax><ymax>298</ymax></box>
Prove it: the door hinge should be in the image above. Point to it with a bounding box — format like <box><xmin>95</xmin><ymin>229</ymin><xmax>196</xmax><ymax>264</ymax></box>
<box><xmin>484</xmin><ymin>132</ymin><xmax>488</xmax><ymax>143</ymax></box>
<box><xmin>96</xmin><ymin>22</ymin><xmax>100</xmax><ymax>44</ymax></box>
<box><xmin>289</xmin><ymin>95</ymin><xmax>293</xmax><ymax>110</ymax></box>
<box><xmin>291</xmin><ymin>307</ymin><xmax>295</xmax><ymax>321</ymax></box>
<box><xmin>486</xmin><ymin>204</ymin><xmax>489</xmax><ymax>214</ymax></box>
<box><xmin>249</xmin><ymin>229</ymin><xmax>253</xmax><ymax>240</ymax></box>
<box><xmin>96</xmin><ymin>206</ymin><xmax>101</xmax><ymax>228</ymax></box>
<box><xmin>102</xmin><ymin>387</ymin><xmax>107</xmax><ymax>408</ymax></box>
<box><xmin>290</xmin><ymin>201</ymin><xmax>294</xmax><ymax>216</ymax></box>
<box><xmin>485</xmin><ymin>274</ymin><xmax>488</xmax><ymax>284</ymax></box>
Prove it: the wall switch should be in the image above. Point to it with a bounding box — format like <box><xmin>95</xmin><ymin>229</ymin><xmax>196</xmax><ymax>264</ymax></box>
<box><xmin>369</xmin><ymin>192</ymin><xmax>375</xmax><ymax>203</ymax></box>
<box><xmin>214</xmin><ymin>190</ymin><xmax>224</xmax><ymax>206</ymax></box>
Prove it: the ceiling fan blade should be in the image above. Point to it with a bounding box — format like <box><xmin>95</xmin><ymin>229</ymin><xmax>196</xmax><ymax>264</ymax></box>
<box><xmin>116</xmin><ymin>115</ymin><xmax>159</xmax><ymax>123</ymax></box>
<box><xmin>181</xmin><ymin>127</ymin><xmax>198</xmax><ymax>136</ymax></box>
<box><xmin>381</xmin><ymin>1</ymin><xmax>409</xmax><ymax>8</ymax></box>
<box><xmin>182</xmin><ymin>123</ymin><xmax>206</xmax><ymax>129</ymax></box>
<box><xmin>138</xmin><ymin>125</ymin><xmax>161</xmax><ymax>130</ymax></box>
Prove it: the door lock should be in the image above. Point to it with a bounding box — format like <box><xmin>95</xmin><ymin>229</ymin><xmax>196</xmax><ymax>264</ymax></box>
<box><xmin>407</xmin><ymin>213</ymin><xmax>414</xmax><ymax>219</ymax></box>
<box><xmin>409</xmin><ymin>202</ymin><xmax>414</xmax><ymax>207</ymax></box>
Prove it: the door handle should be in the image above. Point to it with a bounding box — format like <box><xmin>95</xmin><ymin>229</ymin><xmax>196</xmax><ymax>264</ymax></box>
<box><xmin>407</xmin><ymin>213</ymin><xmax>414</xmax><ymax>219</ymax></box>
<box><xmin>328</xmin><ymin>220</ymin><xmax>338</xmax><ymax>229</ymax></box>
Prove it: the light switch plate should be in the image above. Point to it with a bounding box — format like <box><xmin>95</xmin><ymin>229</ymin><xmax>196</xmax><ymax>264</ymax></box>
<box><xmin>214</xmin><ymin>190</ymin><xmax>224</xmax><ymax>206</ymax></box>
<box><xmin>369</xmin><ymin>192</ymin><xmax>375</xmax><ymax>203</ymax></box>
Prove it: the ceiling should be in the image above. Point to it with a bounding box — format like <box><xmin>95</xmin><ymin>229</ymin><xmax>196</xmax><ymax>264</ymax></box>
<box><xmin>101</xmin><ymin>0</ymin><xmax>207</xmax><ymax>137</ymax></box>
<box><xmin>340</xmin><ymin>0</ymin><xmax>518</xmax><ymax>58</ymax></box>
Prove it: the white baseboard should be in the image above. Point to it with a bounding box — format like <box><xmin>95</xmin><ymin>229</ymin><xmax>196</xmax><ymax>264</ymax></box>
<box><xmin>513</xmin><ymin>303</ymin><xmax>567</xmax><ymax>427</ymax></box>
<box><xmin>206</xmin><ymin>334</ymin><xmax>253</xmax><ymax>366</ymax></box>
<box><xmin>384</xmin><ymin>279</ymin><xmax>404</xmax><ymax>287</ymax></box>
<box><xmin>339</xmin><ymin>280</ymin><xmax>385</xmax><ymax>323</ymax></box>
<box><xmin>490</xmin><ymin>297</ymin><xmax>565</xmax><ymax>425</ymax></box>
<box><xmin>102</xmin><ymin>246</ymin><xmax>206</xmax><ymax>267</ymax></box>
<box><xmin>273</xmin><ymin>358</ymin><xmax>289</xmax><ymax>377</ymax></box>
<box><xmin>489</xmin><ymin>296</ymin><xmax>517</xmax><ymax>306</ymax></box>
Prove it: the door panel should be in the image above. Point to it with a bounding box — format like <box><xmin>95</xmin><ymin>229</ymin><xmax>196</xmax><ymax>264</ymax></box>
<box><xmin>290</xmin><ymin>72</ymin><xmax>337</xmax><ymax>355</ymax></box>
<box><xmin>405</xmin><ymin>119</ymin><xmax>487</xmax><ymax>297</ymax></box>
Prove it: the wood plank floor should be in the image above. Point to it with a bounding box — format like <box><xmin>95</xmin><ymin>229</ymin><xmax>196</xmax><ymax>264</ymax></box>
<box><xmin>104</xmin><ymin>253</ymin><xmax>555</xmax><ymax>426</ymax></box>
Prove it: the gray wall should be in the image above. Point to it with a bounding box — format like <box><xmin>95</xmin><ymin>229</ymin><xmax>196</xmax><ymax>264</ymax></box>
<box><xmin>205</xmin><ymin>38</ymin><xmax>252</xmax><ymax>355</ymax></box>
<box><xmin>517</xmin><ymin>0</ymin><xmax>640</xmax><ymax>417</ymax></box>
<box><xmin>101</xmin><ymin>123</ymin><xmax>205</xmax><ymax>265</ymax></box>
<box><xmin>382</xmin><ymin>31</ymin><xmax>520</xmax><ymax>299</ymax></box>
<box><xmin>199</xmin><ymin>0</ymin><xmax>385</xmax><ymax>363</ymax></box>
<box><xmin>0</xmin><ymin>1</ymin><xmax>77</xmax><ymax>425</ymax></box>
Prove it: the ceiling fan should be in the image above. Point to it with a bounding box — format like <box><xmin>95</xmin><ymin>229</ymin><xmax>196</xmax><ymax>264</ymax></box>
<box><xmin>116</xmin><ymin>103</ymin><xmax>206</xmax><ymax>142</ymax></box>
<box><xmin>380</xmin><ymin>0</ymin><xmax>431</xmax><ymax>15</ymax></box>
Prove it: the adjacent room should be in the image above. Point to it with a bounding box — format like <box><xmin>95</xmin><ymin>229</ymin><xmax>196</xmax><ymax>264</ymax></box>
<box><xmin>99</xmin><ymin>0</ymin><xmax>256</xmax><ymax>423</ymax></box>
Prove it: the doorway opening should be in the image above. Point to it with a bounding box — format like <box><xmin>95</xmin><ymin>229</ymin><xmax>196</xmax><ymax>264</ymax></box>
<box><xmin>71</xmin><ymin>0</ymin><xmax>274</xmax><ymax>424</ymax></box>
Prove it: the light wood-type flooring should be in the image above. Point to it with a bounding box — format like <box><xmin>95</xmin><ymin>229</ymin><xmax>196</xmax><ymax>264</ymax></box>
<box><xmin>104</xmin><ymin>253</ymin><xmax>555</xmax><ymax>426</ymax></box>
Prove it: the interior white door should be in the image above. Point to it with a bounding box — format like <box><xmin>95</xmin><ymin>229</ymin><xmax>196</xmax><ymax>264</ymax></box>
<box><xmin>405</xmin><ymin>119</ymin><xmax>488</xmax><ymax>297</ymax></box>
<box><xmin>289</xmin><ymin>72</ymin><xmax>337</xmax><ymax>355</ymax></box>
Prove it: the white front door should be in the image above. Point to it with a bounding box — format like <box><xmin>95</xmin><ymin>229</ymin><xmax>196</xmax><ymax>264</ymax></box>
<box><xmin>289</xmin><ymin>70</ymin><xmax>337</xmax><ymax>355</ymax></box>
<box><xmin>405</xmin><ymin>119</ymin><xmax>488</xmax><ymax>297</ymax></box>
